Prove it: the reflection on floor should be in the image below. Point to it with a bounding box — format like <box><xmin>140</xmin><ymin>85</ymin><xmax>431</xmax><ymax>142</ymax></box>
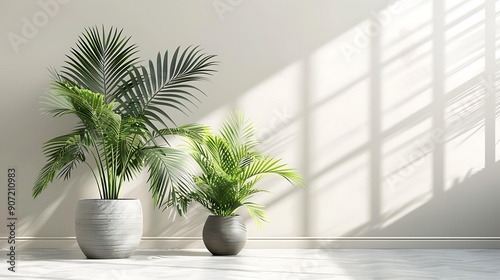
<box><xmin>2</xmin><ymin>249</ymin><xmax>500</xmax><ymax>279</ymax></box>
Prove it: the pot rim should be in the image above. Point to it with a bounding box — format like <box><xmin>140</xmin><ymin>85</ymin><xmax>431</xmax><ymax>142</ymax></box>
<box><xmin>207</xmin><ymin>214</ymin><xmax>241</xmax><ymax>217</ymax></box>
<box><xmin>78</xmin><ymin>198</ymin><xmax>140</xmax><ymax>201</ymax></box>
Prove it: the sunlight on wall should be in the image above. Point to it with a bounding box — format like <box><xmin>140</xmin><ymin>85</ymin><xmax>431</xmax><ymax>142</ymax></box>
<box><xmin>444</xmin><ymin>0</ymin><xmax>487</xmax><ymax>190</ymax></box>
<box><xmin>310</xmin><ymin>39</ymin><xmax>369</xmax><ymax>172</ymax></box>
<box><xmin>312</xmin><ymin>154</ymin><xmax>370</xmax><ymax>236</ymax></box>
<box><xmin>20</xmin><ymin>186</ymin><xmax>72</xmax><ymax>237</ymax></box>
<box><xmin>495</xmin><ymin>0</ymin><xmax>500</xmax><ymax>162</ymax></box>
<box><xmin>380</xmin><ymin>0</ymin><xmax>432</xmax><ymax>131</ymax></box>
<box><xmin>238</xmin><ymin>60</ymin><xmax>302</xmax><ymax>157</ymax></box>
<box><xmin>379</xmin><ymin>0</ymin><xmax>434</xmax><ymax>229</ymax></box>
<box><xmin>303</xmin><ymin>0</ymin><xmax>497</xmax><ymax>233</ymax></box>
<box><xmin>2</xmin><ymin>0</ymin><xmax>499</xmax><ymax>247</ymax></box>
<box><xmin>20</xmin><ymin>173</ymin><xmax>95</xmax><ymax>237</ymax></box>
<box><xmin>307</xmin><ymin>25</ymin><xmax>371</xmax><ymax>236</ymax></box>
<box><xmin>235</xmin><ymin>61</ymin><xmax>304</xmax><ymax>236</ymax></box>
<box><xmin>381</xmin><ymin>120</ymin><xmax>433</xmax><ymax>229</ymax></box>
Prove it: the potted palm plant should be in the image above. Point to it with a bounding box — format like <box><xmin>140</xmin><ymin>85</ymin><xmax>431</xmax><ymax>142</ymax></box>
<box><xmin>32</xmin><ymin>26</ymin><xmax>217</xmax><ymax>259</ymax></box>
<box><xmin>182</xmin><ymin>112</ymin><xmax>304</xmax><ymax>255</ymax></box>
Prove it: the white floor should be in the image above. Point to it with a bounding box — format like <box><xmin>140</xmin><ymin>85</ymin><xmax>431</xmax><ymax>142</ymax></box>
<box><xmin>2</xmin><ymin>249</ymin><xmax>500</xmax><ymax>279</ymax></box>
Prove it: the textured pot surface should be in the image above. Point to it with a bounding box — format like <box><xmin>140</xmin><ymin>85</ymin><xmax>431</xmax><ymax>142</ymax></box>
<box><xmin>75</xmin><ymin>199</ymin><xmax>143</xmax><ymax>259</ymax></box>
<box><xmin>202</xmin><ymin>215</ymin><xmax>247</xmax><ymax>256</ymax></box>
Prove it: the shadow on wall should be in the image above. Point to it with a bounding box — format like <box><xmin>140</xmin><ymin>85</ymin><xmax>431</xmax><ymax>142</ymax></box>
<box><xmin>179</xmin><ymin>0</ymin><xmax>500</xmax><ymax>240</ymax></box>
<box><xmin>346</xmin><ymin>161</ymin><xmax>500</xmax><ymax>237</ymax></box>
<box><xmin>144</xmin><ymin>204</ymin><xmax>209</xmax><ymax>249</ymax></box>
<box><xmin>182</xmin><ymin>0</ymin><xmax>397</xmax><ymax>122</ymax></box>
<box><xmin>16</xmin><ymin>170</ymin><xmax>93</xmax><ymax>249</ymax></box>
<box><xmin>299</xmin><ymin>0</ymin><xmax>500</xmax><ymax>238</ymax></box>
<box><xmin>1</xmin><ymin>0</ymin><xmax>394</xmax><ymax>243</ymax></box>
<box><xmin>6</xmin><ymin>0</ymin><xmax>500</xmax><ymax>245</ymax></box>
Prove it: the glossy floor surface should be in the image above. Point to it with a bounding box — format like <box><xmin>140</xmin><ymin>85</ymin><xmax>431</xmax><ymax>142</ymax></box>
<box><xmin>2</xmin><ymin>249</ymin><xmax>500</xmax><ymax>279</ymax></box>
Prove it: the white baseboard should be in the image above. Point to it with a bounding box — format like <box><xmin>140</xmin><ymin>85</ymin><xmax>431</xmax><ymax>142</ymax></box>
<box><xmin>2</xmin><ymin>237</ymin><xmax>500</xmax><ymax>249</ymax></box>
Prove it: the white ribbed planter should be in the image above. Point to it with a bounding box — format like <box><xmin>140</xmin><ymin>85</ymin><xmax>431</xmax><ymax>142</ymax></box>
<box><xmin>75</xmin><ymin>199</ymin><xmax>143</xmax><ymax>259</ymax></box>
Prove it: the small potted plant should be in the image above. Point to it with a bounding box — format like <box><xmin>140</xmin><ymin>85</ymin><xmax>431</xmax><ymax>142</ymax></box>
<box><xmin>32</xmin><ymin>26</ymin><xmax>217</xmax><ymax>259</ymax></box>
<box><xmin>182</xmin><ymin>112</ymin><xmax>304</xmax><ymax>255</ymax></box>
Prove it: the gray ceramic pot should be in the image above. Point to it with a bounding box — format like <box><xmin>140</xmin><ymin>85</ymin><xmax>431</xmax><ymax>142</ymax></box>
<box><xmin>75</xmin><ymin>199</ymin><xmax>143</xmax><ymax>259</ymax></box>
<box><xmin>202</xmin><ymin>215</ymin><xmax>247</xmax><ymax>255</ymax></box>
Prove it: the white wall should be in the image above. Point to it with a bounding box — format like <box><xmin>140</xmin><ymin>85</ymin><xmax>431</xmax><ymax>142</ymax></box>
<box><xmin>1</xmin><ymin>0</ymin><xmax>500</xmax><ymax>249</ymax></box>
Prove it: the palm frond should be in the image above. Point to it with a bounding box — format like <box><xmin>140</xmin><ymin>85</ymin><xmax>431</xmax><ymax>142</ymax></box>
<box><xmin>242</xmin><ymin>202</ymin><xmax>268</xmax><ymax>228</ymax></box>
<box><xmin>44</xmin><ymin>83</ymin><xmax>119</xmax><ymax>128</ymax></box>
<box><xmin>154</xmin><ymin>123</ymin><xmax>210</xmax><ymax>143</ymax></box>
<box><xmin>33</xmin><ymin>131</ymin><xmax>87</xmax><ymax>198</ymax></box>
<box><xmin>205</xmin><ymin>135</ymin><xmax>238</xmax><ymax>176</ymax></box>
<box><xmin>116</xmin><ymin>116</ymin><xmax>148</xmax><ymax>181</ymax></box>
<box><xmin>184</xmin><ymin>112</ymin><xmax>305</xmax><ymax>225</ymax></box>
<box><xmin>220</xmin><ymin>111</ymin><xmax>257</xmax><ymax>159</ymax></box>
<box><xmin>34</xmin><ymin>26</ymin><xmax>217</xmax><ymax>212</ymax></box>
<box><xmin>118</xmin><ymin>46</ymin><xmax>217</xmax><ymax>132</ymax></box>
<box><xmin>141</xmin><ymin>146</ymin><xmax>195</xmax><ymax>213</ymax></box>
<box><xmin>59</xmin><ymin>26</ymin><xmax>139</xmax><ymax>99</ymax></box>
<box><xmin>241</xmin><ymin>156</ymin><xmax>305</xmax><ymax>187</ymax></box>
<box><xmin>42</xmin><ymin>83</ymin><xmax>74</xmax><ymax>117</ymax></box>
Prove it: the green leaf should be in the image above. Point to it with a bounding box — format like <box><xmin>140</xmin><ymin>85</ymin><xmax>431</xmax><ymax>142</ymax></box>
<box><xmin>183</xmin><ymin>112</ymin><xmax>305</xmax><ymax>225</ymax></box>
<box><xmin>142</xmin><ymin>146</ymin><xmax>195</xmax><ymax>213</ymax></box>
<box><xmin>117</xmin><ymin>46</ymin><xmax>218</xmax><ymax>133</ymax></box>
<box><xmin>33</xmin><ymin>26</ymin><xmax>217</xmax><ymax>214</ymax></box>
<box><xmin>33</xmin><ymin>131</ymin><xmax>87</xmax><ymax>198</ymax></box>
<box><xmin>60</xmin><ymin>26</ymin><xmax>139</xmax><ymax>98</ymax></box>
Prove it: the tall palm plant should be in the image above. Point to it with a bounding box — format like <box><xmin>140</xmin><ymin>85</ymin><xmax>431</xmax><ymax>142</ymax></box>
<box><xmin>33</xmin><ymin>26</ymin><xmax>217</xmax><ymax>214</ymax></box>
<box><xmin>184</xmin><ymin>112</ymin><xmax>304</xmax><ymax>227</ymax></box>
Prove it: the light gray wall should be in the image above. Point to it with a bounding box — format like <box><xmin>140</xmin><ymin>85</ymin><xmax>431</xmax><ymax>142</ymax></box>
<box><xmin>1</xmin><ymin>0</ymin><xmax>499</xmax><ymax>249</ymax></box>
